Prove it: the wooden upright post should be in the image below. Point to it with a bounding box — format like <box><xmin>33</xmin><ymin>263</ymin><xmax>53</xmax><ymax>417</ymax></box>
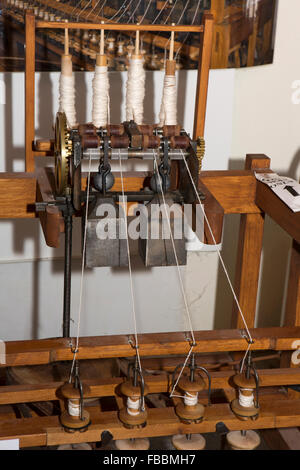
<box><xmin>193</xmin><ymin>13</ymin><xmax>214</xmax><ymax>140</ymax></box>
<box><xmin>25</xmin><ymin>12</ymin><xmax>35</xmax><ymax>172</ymax></box>
<box><xmin>231</xmin><ymin>155</ymin><xmax>270</xmax><ymax>329</ymax></box>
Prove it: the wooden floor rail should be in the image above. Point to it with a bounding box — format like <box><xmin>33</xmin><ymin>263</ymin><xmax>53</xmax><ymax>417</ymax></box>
<box><xmin>1</xmin><ymin>400</ymin><xmax>300</xmax><ymax>448</ymax></box>
<box><xmin>2</xmin><ymin>327</ymin><xmax>300</xmax><ymax>367</ymax></box>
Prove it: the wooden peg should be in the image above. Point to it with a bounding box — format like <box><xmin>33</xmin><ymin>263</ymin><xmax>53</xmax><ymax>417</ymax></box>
<box><xmin>166</xmin><ymin>23</ymin><xmax>176</xmax><ymax>75</ymax></box>
<box><xmin>96</xmin><ymin>21</ymin><xmax>107</xmax><ymax>66</ymax></box>
<box><xmin>133</xmin><ymin>24</ymin><xmax>141</xmax><ymax>60</ymax></box>
<box><xmin>64</xmin><ymin>20</ymin><xmax>69</xmax><ymax>56</ymax></box>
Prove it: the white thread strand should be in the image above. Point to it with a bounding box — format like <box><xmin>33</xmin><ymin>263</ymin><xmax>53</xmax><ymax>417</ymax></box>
<box><xmin>240</xmin><ymin>342</ymin><xmax>252</xmax><ymax>373</ymax></box>
<box><xmin>126</xmin><ymin>58</ymin><xmax>145</xmax><ymax>125</ymax></box>
<box><xmin>118</xmin><ymin>151</ymin><xmax>143</xmax><ymax>380</ymax></box>
<box><xmin>92</xmin><ymin>65</ymin><xmax>110</xmax><ymax>128</ymax></box>
<box><xmin>239</xmin><ymin>390</ymin><xmax>254</xmax><ymax>408</ymax></box>
<box><xmin>69</xmin><ymin>155</ymin><xmax>92</xmax><ymax>381</ymax></box>
<box><xmin>180</xmin><ymin>150</ymin><xmax>253</xmax><ymax>345</ymax></box>
<box><xmin>184</xmin><ymin>392</ymin><xmax>198</xmax><ymax>406</ymax></box>
<box><xmin>153</xmin><ymin>153</ymin><xmax>195</xmax><ymax>345</ymax></box>
<box><xmin>159</xmin><ymin>74</ymin><xmax>177</xmax><ymax>126</ymax></box>
<box><xmin>170</xmin><ymin>345</ymin><xmax>194</xmax><ymax>398</ymax></box>
<box><xmin>59</xmin><ymin>74</ymin><xmax>77</xmax><ymax>128</ymax></box>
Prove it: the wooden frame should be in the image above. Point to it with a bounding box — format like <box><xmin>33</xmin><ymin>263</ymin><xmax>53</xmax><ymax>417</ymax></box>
<box><xmin>25</xmin><ymin>12</ymin><xmax>214</xmax><ymax>170</ymax></box>
<box><xmin>0</xmin><ymin>11</ymin><xmax>300</xmax><ymax>450</ymax></box>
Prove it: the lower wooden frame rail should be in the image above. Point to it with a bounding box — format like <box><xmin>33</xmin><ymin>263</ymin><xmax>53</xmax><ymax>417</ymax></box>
<box><xmin>1</xmin><ymin>400</ymin><xmax>300</xmax><ymax>448</ymax></box>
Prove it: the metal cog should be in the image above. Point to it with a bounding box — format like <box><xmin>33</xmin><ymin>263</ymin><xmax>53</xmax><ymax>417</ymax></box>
<box><xmin>196</xmin><ymin>136</ymin><xmax>205</xmax><ymax>174</ymax></box>
<box><xmin>54</xmin><ymin>112</ymin><xmax>73</xmax><ymax>196</ymax></box>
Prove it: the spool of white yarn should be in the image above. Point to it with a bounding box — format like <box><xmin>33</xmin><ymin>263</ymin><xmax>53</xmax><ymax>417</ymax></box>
<box><xmin>59</xmin><ymin>56</ymin><xmax>77</xmax><ymax>128</ymax></box>
<box><xmin>159</xmin><ymin>73</ymin><xmax>177</xmax><ymax>126</ymax></box>
<box><xmin>239</xmin><ymin>389</ymin><xmax>254</xmax><ymax>408</ymax></box>
<box><xmin>127</xmin><ymin>397</ymin><xmax>140</xmax><ymax>416</ymax></box>
<box><xmin>92</xmin><ymin>64</ymin><xmax>109</xmax><ymax>128</ymax></box>
<box><xmin>183</xmin><ymin>392</ymin><xmax>198</xmax><ymax>407</ymax></box>
<box><xmin>126</xmin><ymin>57</ymin><xmax>145</xmax><ymax>125</ymax></box>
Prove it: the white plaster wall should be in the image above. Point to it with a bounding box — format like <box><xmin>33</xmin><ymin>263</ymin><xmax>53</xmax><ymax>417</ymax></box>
<box><xmin>231</xmin><ymin>0</ymin><xmax>299</xmax><ymax>328</ymax></box>
<box><xmin>0</xmin><ymin>67</ymin><xmax>235</xmax><ymax>340</ymax></box>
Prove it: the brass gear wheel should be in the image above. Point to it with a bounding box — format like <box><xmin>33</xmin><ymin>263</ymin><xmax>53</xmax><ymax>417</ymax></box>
<box><xmin>196</xmin><ymin>136</ymin><xmax>205</xmax><ymax>174</ymax></box>
<box><xmin>54</xmin><ymin>112</ymin><xmax>73</xmax><ymax>195</ymax></box>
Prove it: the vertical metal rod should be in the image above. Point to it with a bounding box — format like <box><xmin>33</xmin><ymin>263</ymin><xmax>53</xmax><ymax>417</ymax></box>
<box><xmin>63</xmin><ymin>195</ymin><xmax>73</xmax><ymax>338</ymax></box>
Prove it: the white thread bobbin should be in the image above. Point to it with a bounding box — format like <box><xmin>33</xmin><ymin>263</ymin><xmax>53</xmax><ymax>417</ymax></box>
<box><xmin>126</xmin><ymin>26</ymin><xmax>145</xmax><ymax>125</ymax></box>
<box><xmin>127</xmin><ymin>397</ymin><xmax>140</xmax><ymax>416</ymax></box>
<box><xmin>92</xmin><ymin>23</ymin><xmax>109</xmax><ymax>128</ymax></box>
<box><xmin>68</xmin><ymin>399</ymin><xmax>81</xmax><ymax>417</ymax></box>
<box><xmin>59</xmin><ymin>22</ymin><xmax>77</xmax><ymax>128</ymax></box>
<box><xmin>159</xmin><ymin>26</ymin><xmax>177</xmax><ymax>126</ymax></box>
<box><xmin>239</xmin><ymin>388</ymin><xmax>254</xmax><ymax>408</ymax></box>
<box><xmin>183</xmin><ymin>392</ymin><xmax>198</xmax><ymax>407</ymax></box>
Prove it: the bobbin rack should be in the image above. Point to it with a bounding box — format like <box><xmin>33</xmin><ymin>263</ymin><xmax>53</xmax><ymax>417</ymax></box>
<box><xmin>0</xmin><ymin>11</ymin><xmax>299</xmax><ymax>451</ymax></box>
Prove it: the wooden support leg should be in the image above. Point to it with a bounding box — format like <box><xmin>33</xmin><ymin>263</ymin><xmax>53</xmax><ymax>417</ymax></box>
<box><xmin>231</xmin><ymin>155</ymin><xmax>270</xmax><ymax>329</ymax></box>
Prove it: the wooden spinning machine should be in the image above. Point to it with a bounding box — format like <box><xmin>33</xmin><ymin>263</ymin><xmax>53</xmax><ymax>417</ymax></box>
<box><xmin>0</xmin><ymin>10</ymin><xmax>299</xmax><ymax>451</ymax></box>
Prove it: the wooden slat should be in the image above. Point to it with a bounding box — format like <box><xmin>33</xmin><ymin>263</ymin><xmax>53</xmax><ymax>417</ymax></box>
<box><xmin>255</xmin><ymin>181</ymin><xmax>300</xmax><ymax>244</ymax></box>
<box><xmin>2</xmin><ymin>327</ymin><xmax>300</xmax><ymax>368</ymax></box>
<box><xmin>36</xmin><ymin>21</ymin><xmax>203</xmax><ymax>33</ymax></box>
<box><xmin>2</xmin><ymin>400</ymin><xmax>300</xmax><ymax>448</ymax></box>
<box><xmin>1</xmin><ymin>368</ymin><xmax>300</xmax><ymax>406</ymax></box>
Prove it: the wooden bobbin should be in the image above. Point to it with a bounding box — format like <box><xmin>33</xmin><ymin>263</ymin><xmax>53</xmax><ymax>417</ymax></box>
<box><xmin>165</xmin><ymin>59</ymin><xmax>176</xmax><ymax>76</ymax></box>
<box><xmin>118</xmin><ymin>381</ymin><xmax>149</xmax><ymax>428</ymax></box>
<box><xmin>226</xmin><ymin>430</ymin><xmax>261</xmax><ymax>450</ymax></box>
<box><xmin>172</xmin><ymin>434</ymin><xmax>206</xmax><ymax>450</ymax></box>
<box><xmin>175</xmin><ymin>377</ymin><xmax>206</xmax><ymax>423</ymax></box>
<box><xmin>231</xmin><ymin>373</ymin><xmax>259</xmax><ymax>420</ymax></box>
<box><xmin>59</xmin><ymin>382</ymin><xmax>91</xmax><ymax>432</ymax></box>
<box><xmin>115</xmin><ymin>438</ymin><xmax>150</xmax><ymax>450</ymax></box>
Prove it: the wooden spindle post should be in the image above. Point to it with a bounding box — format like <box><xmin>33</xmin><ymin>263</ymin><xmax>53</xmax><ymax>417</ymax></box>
<box><xmin>231</xmin><ymin>155</ymin><xmax>270</xmax><ymax>329</ymax></box>
<box><xmin>193</xmin><ymin>13</ymin><xmax>213</xmax><ymax>140</ymax></box>
<box><xmin>25</xmin><ymin>11</ymin><xmax>36</xmax><ymax>172</ymax></box>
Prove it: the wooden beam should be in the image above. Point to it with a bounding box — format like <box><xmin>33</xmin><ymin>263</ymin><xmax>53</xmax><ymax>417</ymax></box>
<box><xmin>36</xmin><ymin>21</ymin><xmax>203</xmax><ymax>33</ymax></box>
<box><xmin>2</xmin><ymin>400</ymin><xmax>300</xmax><ymax>448</ymax></box>
<box><xmin>2</xmin><ymin>327</ymin><xmax>300</xmax><ymax>367</ymax></box>
<box><xmin>25</xmin><ymin>12</ymin><xmax>35</xmax><ymax>173</ymax></box>
<box><xmin>1</xmin><ymin>368</ymin><xmax>300</xmax><ymax>406</ymax></box>
<box><xmin>255</xmin><ymin>181</ymin><xmax>300</xmax><ymax>244</ymax></box>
